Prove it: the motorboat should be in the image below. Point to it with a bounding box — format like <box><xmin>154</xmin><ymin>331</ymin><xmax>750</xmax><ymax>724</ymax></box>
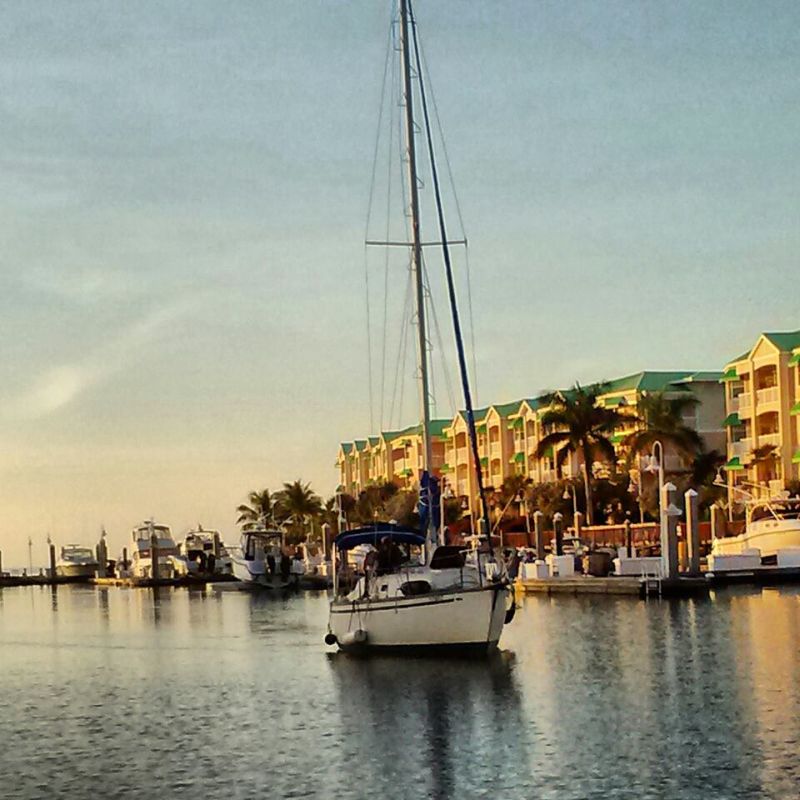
<box><xmin>124</xmin><ymin>520</ymin><xmax>189</xmax><ymax>580</ymax></box>
<box><xmin>711</xmin><ymin>497</ymin><xmax>800</xmax><ymax>562</ymax></box>
<box><xmin>229</xmin><ymin>525</ymin><xmax>293</xmax><ymax>590</ymax></box>
<box><xmin>55</xmin><ymin>545</ymin><xmax>98</xmax><ymax>580</ymax></box>
<box><xmin>325</xmin><ymin>0</ymin><xmax>514</xmax><ymax>652</ymax></box>
<box><xmin>180</xmin><ymin>526</ymin><xmax>232</xmax><ymax>575</ymax></box>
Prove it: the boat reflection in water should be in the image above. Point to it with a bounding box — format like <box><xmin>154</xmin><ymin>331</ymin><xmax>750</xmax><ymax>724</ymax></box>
<box><xmin>326</xmin><ymin>649</ymin><xmax>532</xmax><ymax>798</ymax></box>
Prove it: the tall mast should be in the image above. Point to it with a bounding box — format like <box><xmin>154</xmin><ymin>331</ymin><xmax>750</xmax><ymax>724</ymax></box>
<box><xmin>399</xmin><ymin>0</ymin><xmax>434</xmax><ymax>536</ymax></box>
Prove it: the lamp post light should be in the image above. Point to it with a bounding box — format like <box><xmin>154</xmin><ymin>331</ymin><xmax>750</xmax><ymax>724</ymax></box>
<box><xmin>643</xmin><ymin>441</ymin><xmax>666</xmax><ymax>551</ymax></box>
<box><xmin>516</xmin><ymin>490</ymin><xmax>531</xmax><ymax>546</ymax></box>
<box><xmin>562</xmin><ymin>483</ymin><xmax>578</xmax><ymax>522</ymax></box>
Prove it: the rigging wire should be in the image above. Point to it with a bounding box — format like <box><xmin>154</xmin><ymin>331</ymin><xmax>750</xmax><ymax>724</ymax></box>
<box><xmin>363</xmin><ymin>17</ymin><xmax>396</xmax><ymax>433</ymax></box>
<box><xmin>422</xmin><ymin>253</ymin><xmax>456</xmax><ymax>418</ymax></box>
<box><xmin>409</xmin><ymin>0</ymin><xmax>490</xmax><ymax>525</ymax></box>
<box><xmin>417</xmin><ymin>33</ymin><xmax>480</xmax><ymax>405</ymax></box>
<box><xmin>380</xmin><ymin>30</ymin><xmax>400</xmax><ymax>430</ymax></box>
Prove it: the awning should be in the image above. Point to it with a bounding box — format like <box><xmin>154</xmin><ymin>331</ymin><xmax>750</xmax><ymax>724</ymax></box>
<box><xmin>480</xmin><ymin>456</ymin><xmax>488</xmax><ymax>467</ymax></box>
<box><xmin>793</xmin><ymin>449</ymin><xmax>800</xmax><ymax>465</ymax></box>
<box><xmin>720</xmin><ymin>367</ymin><xmax>739</xmax><ymax>382</ymax></box>
<box><xmin>543</xmin><ymin>446</ymin><xmax>554</xmax><ymax>458</ymax></box>
<box><xmin>722</xmin><ymin>413</ymin><xmax>741</xmax><ymax>427</ymax></box>
<box><xmin>725</xmin><ymin>457</ymin><xmax>745</xmax><ymax>471</ymax></box>
<box><xmin>507</xmin><ymin>418</ymin><xmax>524</xmax><ymax>430</ymax></box>
<box><xmin>791</xmin><ymin>402</ymin><xmax>800</xmax><ymax>416</ymax></box>
<box><xmin>509</xmin><ymin>452</ymin><xmax>525</xmax><ymax>464</ymax></box>
<box><xmin>789</xmin><ymin>353</ymin><xmax>800</xmax><ymax>367</ymax></box>
<box><xmin>611</xmin><ymin>433</ymin><xmax>626</xmax><ymax>444</ymax></box>
<box><xmin>439</xmin><ymin>464</ymin><xmax>453</xmax><ymax>474</ymax></box>
<box><xmin>603</xmin><ymin>396</ymin><xmax>626</xmax><ymax>407</ymax></box>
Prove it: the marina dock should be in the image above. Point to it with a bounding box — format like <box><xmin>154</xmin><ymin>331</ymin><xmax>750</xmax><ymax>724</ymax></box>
<box><xmin>516</xmin><ymin>575</ymin><xmax>709</xmax><ymax>598</ymax></box>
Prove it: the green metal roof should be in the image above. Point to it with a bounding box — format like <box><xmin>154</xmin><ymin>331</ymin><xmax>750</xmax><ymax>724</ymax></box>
<box><xmin>763</xmin><ymin>330</ymin><xmax>800</xmax><ymax>352</ymax></box>
<box><xmin>723</xmin><ymin>413</ymin><xmax>741</xmax><ymax>427</ymax></box>
<box><xmin>603</xmin><ymin>395</ymin><xmax>626</xmax><ymax>407</ymax></box>
<box><xmin>598</xmin><ymin>371</ymin><xmax>714</xmax><ymax>396</ymax></box>
<box><xmin>340</xmin><ymin>443</ymin><xmax>354</xmax><ymax>455</ymax></box>
<box><xmin>725</xmin><ymin>457</ymin><xmax>745</xmax><ymax>471</ymax></box>
<box><xmin>354</xmin><ymin>439</ymin><xmax>368</xmax><ymax>452</ymax></box>
<box><xmin>491</xmin><ymin>400</ymin><xmax>523</xmax><ymax>418</ymax></box>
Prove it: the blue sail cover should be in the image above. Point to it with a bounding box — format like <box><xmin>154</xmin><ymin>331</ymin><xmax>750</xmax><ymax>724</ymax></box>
<box><xmin>417</xmin><ymin>470</ymin><xmax>440</xmax><ymax>537</ymax></box>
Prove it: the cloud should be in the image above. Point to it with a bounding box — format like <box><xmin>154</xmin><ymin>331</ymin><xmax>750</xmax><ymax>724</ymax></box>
<box><xmin>8</xmin><ymin>296</ymin><xmax>202</xmax><ymax>420</ymax></box>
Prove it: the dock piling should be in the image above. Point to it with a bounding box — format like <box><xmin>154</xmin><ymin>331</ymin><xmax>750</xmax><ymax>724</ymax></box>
<box><xmin>661</xmin><ymin>483</ymin><xmax>679</xmax><ymax>580</ymax></box>
<box><xmin>150</xmin><ymin>533</ymin><xmax>159</xmax><ymax>581</ymax></box>
<box><xmin>553</xmin><ymin>512</ymin><xmax>564</xmax><ymax>556</ymax></box>
<box><xmin>711</xmin><ymin>504</ymin><xmax>724</xmax><ymax>540</ymax></box>
<box><xmin>624</xmin><ymin>519</ymin><xmax>632</xmax><ymax>558</ymax></box>
<box><xmin>533</xmin><ymin>511</ymin><xmax>545</xmax><ymax>561</ymax></box>
<box><xmin>685</xmin><ymin>489</ymin><xmax>700</xmax><ymax>575</ymax></box>
<box><xmin>49</xmin><ymin>543</ymin><xmax>57</xmax><ymax>580</ymax></box>
<box><xmin>212</xmin><ymin>532</ymin><xmax>221</xmax><ymax>559</ymax></box>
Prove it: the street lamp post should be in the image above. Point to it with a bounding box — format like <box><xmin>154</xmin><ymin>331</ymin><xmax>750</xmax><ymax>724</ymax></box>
<box><xmin>562</xmin><ymin>483</ymin><xmax>578</xmax><ymax>523</ymax></box>
<box><xmin>644</xmin><ymin>441</ymin><xmax>667</xmax><ymax>554</ymax></box>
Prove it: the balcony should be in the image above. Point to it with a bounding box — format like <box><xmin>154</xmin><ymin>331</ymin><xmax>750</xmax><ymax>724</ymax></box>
<box><xmin>728</xmin><ymin>396</ymin><xmax>740</xmax><ymax>412</ymax></box>
<box><xmin>738</xmin><ymin>393</ymin><xmax>752</xmax><ymax>409</ymax></box>
<box><xmin>756</xmin><ymin>387</ymin><xmax>779</xmax><ymax>406</ymax></box>
<box><xmin>489</xmin><ymin>442</ymin><xmax>502</xmax><ymax>458</ymax></box>
<box><xmin>456</xmin><ymin>447</ymin><xmax>469</xmax><ymax>463</ymax></box>
<box><xmin>729</xmin><ymin>440</ymin><xmax>749</xmax><ymax>458</ymax></box>
<box><xmin>757</xmin><ymin>432</ymin><xmax>781</xmax><ymax>449</ymax></box>
<box><xmin>456</xmin><ymin>480</ymin><xmax>469</xmax><ymax>496</ymax></box>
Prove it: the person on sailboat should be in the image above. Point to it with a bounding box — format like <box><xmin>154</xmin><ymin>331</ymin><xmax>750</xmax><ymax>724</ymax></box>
<box><xmin>376</xmin><ymin>536</ymin><xmax>403</xmax><ymax>575</ymax></box>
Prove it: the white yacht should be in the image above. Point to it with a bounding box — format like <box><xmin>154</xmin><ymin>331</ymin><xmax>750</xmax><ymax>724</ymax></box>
<box><xmin>180</xmin><ymin>526</ymin><xmax>232</xmax><ymax>575</ymax></box>
<box><xmin>325</xmin><ymin>0</ymin><xmax>514</xmax><ymax>652</ymax></box>
<box><xmin>125</xmin><ymin>520</ymin><xmax>189</xmax><ymax>580</ymax></box>
<box><xmin>229</xmin><ymin>525</ymin><xmax>292</xmax><ymax>590</ymax></box>
<box><xmin>712</xmin><ymin>498</ymin><xmax>800</xmax><ymax>562</ymax></box>
<box><xmin>55</xmin><ymin>545</ymin><xmax>99</xmax><ymax>580</ymax></box>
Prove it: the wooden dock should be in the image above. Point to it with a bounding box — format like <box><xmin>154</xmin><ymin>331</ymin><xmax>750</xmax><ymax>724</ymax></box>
<box><xmin>516</xmin><ymin>575</ymin><xmax>709</xmax><ymax>598</ymax></box>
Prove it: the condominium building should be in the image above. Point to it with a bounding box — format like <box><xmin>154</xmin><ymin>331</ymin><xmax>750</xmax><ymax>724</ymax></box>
<box><xmin>721</xmin><ymin>330</ymin><xmax>800</xmax><ymax>495</ymax></box>
<box><xmin>337</xmin><ymin>369</ymin><xmax>725</xmax><ymax>508</ymax></box>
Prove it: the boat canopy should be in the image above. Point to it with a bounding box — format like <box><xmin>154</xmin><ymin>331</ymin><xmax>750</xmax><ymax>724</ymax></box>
<box><xmin>334</xmin><ymin>524</ymin><xmax>425</xmax><ymax>551</ymax></box>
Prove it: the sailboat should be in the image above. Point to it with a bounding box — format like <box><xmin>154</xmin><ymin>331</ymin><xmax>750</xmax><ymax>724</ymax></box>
<box><xmin>326</xmin><ymin>0</ymin><xmax>514</xmax><ymax>653</ymax></box>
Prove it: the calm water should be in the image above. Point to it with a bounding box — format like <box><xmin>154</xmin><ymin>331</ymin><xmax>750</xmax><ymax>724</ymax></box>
<box><xmin>1</xmin><ymin>585</ymin><xmax>798</xmax><ymax>800</ymax></box>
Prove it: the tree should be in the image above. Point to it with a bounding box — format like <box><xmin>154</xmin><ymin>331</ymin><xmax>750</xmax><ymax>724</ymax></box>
<box><xmin>535</xmin><ymin>384</ymin><xmax>626</xmax><ymax>524</ymax></box>
<box><xmin>274</xmin><ymin>480</ymin><xmax>323</xmax><ymax>543</ymax></box>
<box><xmin>236</xmin><ymin>489</ymin><xmax>276</xmax><ymax>526</ymax></box>
<box><xmin>623</xmin><ymin>391</ymin><xmax>702</xmax><ymax>462</ymax></box>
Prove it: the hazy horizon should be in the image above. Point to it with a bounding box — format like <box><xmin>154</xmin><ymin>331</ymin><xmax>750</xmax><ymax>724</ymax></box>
<box><xmin>2</xmin><ymin>0</ymin><xmax>798</xmax><ymax>565</ymax></box>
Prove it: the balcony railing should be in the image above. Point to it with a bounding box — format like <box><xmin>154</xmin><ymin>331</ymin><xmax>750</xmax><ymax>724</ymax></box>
<box><xmin>738</xmin><ymin>393</ymin><xmax>752</xmax><ymax>409</ymax></box>
<box><xmin>729</xmin><ymin>440</ymin><xmax>749</xmax><ymax>458</ymax></box>
<box><xmin>728</xmin><ymin>396</ymin><xmax>740</xmax><ymax>412</ymax></box>
<box><xmin>489</xmin><ymin>442</ymin><xmax>502</xmax><ymax>458</ymax></box>
<box><xmin>457</xmin><ymin>481</ymin><xmax>469</xmax><ymax>496</ymax></box>
<box><xmin>456</xmin><ymin>447</ymin><xmax>469</xmax><ymax>463</ymax></box>
<box><xmin>757</xmin><ymin>432</ymin><xmax>781</xmax><ymax>448</ymax></box>
<box><xmin>756</xmin><ymin>387</ymin><xmax>779</xmax><ymax>405</ymax></box>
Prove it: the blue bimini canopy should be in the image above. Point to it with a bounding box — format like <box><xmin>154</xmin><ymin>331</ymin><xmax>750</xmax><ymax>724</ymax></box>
<box><xmin>334</xmin><ymin>524</ymin><xmax>425</xmax><ymax>551</ymax></box>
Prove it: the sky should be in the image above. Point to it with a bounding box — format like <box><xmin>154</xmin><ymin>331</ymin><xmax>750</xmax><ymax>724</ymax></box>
<box><xmin>1</xmin><ymin>0</ymin><xmax>798</xmax><ymax>565</ymax></box>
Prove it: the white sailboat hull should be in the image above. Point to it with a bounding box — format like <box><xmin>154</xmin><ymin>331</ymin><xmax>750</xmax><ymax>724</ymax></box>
<box><xmin>329</xmin><ymin>584</ymin><xmax>510</xmax><ymax>651</ymax></box>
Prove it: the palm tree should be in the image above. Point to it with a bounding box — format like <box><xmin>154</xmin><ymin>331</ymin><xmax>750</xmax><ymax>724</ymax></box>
<box><xmin>623</xmin><ymin>391</ymin><xmax>702</xmax><ymax>462</ymax></box>
<box><xmin>534</xmin><ymin>384</ymin><xmax>626</xmax><ymax>525</ymax></box>
<box><xmin>274</xmin><ymin>480</ymin><xmax>323</xmax><ymax>542</ymax></box>
<box><xmin>236</xmin><ymin>489</ymin><xmax>276</xmax><ymax>526</ymax></box>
